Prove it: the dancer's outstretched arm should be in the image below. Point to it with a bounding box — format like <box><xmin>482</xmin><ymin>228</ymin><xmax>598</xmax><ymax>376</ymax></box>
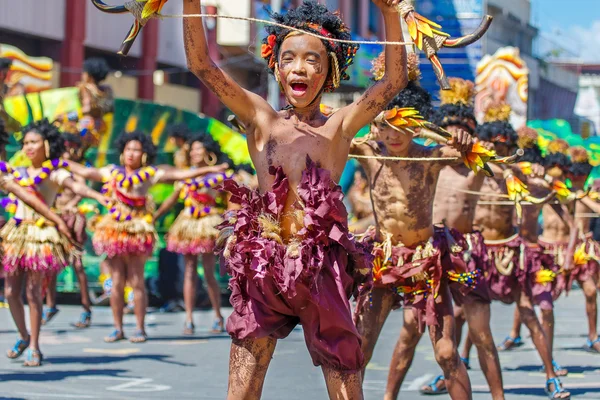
<box><xmin>62</xmin><ymin>176</ymin><xmax>108</xmax><ymax>206</ymax></box>
<box><xmin>67</xmin><ymin>160</ymin><xmax>105</xmax><ymax>183</ymax></box>
<box><xmin>154</xmin><ymin>190</ymin><xmax>179</xmax><ymax>221</ymax></box>
<box><xmin>159</xmin><ymin>163</ymin><xmax>228</xmax><ymax>183</ymax></box>
<box><xmin>337</xmin><ymin>0</ymin><xmax>407</xmax><ymax>139</ymax></box>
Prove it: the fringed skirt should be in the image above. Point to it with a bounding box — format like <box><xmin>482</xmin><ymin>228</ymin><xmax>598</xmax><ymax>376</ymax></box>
<box><xmin>92</xmin><ymin>214</ymin><xmax>157</xmax><ymax>258</ymax></box>
<box><xmin>167</xmin><ymin>212</ymin><xmax>222</xmax><ymax>255</ymax></box>
<box><xmin>0</xmin><ymin>219</ymin><xmax>76</xmax><ymax>274</ymax></box>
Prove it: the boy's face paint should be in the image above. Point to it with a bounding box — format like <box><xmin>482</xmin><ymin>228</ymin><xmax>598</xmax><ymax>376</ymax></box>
<box><xmin>278</xmin><ymin>34</ymin><xmax>329</xmax><ymax>109</ymax></box>
<box><xmin>372</xmin><ymin>121</ymin><xmax>413</xmax><ymax>155</ymax></box>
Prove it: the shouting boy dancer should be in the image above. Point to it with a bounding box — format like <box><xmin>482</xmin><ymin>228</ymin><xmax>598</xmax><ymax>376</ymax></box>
<box><xmin>421</xmin><ymin>78</ymin><xmax>503</xmax><ymax>398</ymax></box>
<box><xmin>352</xmin><ymin>56</ymin><xmax>476</xmax><ymax>400</ymax></box>
<box><xmin>499</xmin><ymin>134</ymin><xmax>568</xmax><ymax>377</ymax></box>
<box><xmin>184</xmin><ymin>1</ymin><xmax>408</xmax><ymax>398</ymax></box>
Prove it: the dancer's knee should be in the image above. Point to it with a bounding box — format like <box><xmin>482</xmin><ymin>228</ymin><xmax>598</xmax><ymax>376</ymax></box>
<box><xmin>434</xmin><ymin>338</ymin><xmax>458</xmax><ymax>370</ymax></box>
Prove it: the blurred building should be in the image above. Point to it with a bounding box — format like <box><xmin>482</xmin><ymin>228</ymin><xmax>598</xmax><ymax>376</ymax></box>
<box><xmin>0</xmin><ymin>0</ymin><xmax>583</xmax><ymax>125</ymax></box>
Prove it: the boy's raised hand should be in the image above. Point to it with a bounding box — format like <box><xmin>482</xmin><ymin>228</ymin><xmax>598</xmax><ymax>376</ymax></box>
<box><xmin>371</xmin><ymin>0</ymin><xmax>402</xmax><ymax>14</ymax></box>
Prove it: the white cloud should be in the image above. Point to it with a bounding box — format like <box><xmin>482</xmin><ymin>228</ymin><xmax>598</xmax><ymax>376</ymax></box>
<box><xmin>569</xmin><ymin>20</ymin><xmax>600</xmax><ymax>62</ymax></box>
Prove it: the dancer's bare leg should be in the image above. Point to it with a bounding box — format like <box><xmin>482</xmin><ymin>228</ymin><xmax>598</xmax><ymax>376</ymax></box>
<box><xmin>127</xmin><ymin>255</ymin><xmax>148</xmax><ymax>334</ymax></box>
<box><xmin>461</xmin><ymin>332</ymin><xmax>474</xmax><ymax>361</ymax></box>
<box><xmin>384</xmin><ymin>309</ymin><xmax>424</xmax><ymax>400</ymax></box>
<box><xmin>510</xmin><ymin>305</ymin><xmax>522</xmax><ymax>339</ymax></box>
<box><xmin>108</xmin><ymin>257</ymin><xmax>126</xmax><ymax>332</ymax></box>
<box><xmin>428</xmin><ymin>285</ymin><xmax>472</xmax><ymax>400</ymax></box>
<box><xmin>580</xmin><ymin>277</ymin><xmax>600</xmax><ymax>351</ymax></box>
<box><xmin>518</xmin><ymin>289</ymin><xmax>569</xmax><ymax>398</ymax></box>
<box><xmin>183</xmin><ymin>254</ymin><xmax>199</xmax><ymax>324</ymax></box>
<box><xmin>202</xmin><ymin>253</ymin><xmax>223</xmax><ymax>320</ymax></box>
<box><xmin>323</xmin><ymin>367</ymin><xmax>364</xmax><ymax>400</ymax></box>
<box><xmin>453</xmin><ymin>305</ymin><xmax>467</xmax><ymax>345</ymax></box>
<box><xmin>45</xmin><ymin>274</ymin><xmax>57</xmax><ymax>309</ymax></box>
<box><xmin>463</xmin><ymin>301</ymin><xmax>504</xmax><ymax>400</ymax></box>
<box><xmin>227</xmin><ymin>337</ymin><xmax>277</xmax><ymax>400</ymax></box>
<box><xmin>5</xmin><ymin>272</ymin><xmax>29</xmax><ymax>340</ymax></box>
<box><xmin>518</xmin><ymin>290</ymin><xmax>553</xmax><ymax>375</ymax></box>
<box><xmin>540</xmin><ymin>309</ymin><xmax>555</xmax><ymax>352</ymax></box>
<box><xmin>25</xmin><ymin>273</ymin><xmax>44</xmax><ymax>351</ymax></box>
<box><xmin>355</xmin><ymin>287</ymin><xmax>396</xmax><ymax>378</ymax></box>
<box><xmin>74</xmin><ymin>258</ymin><xmax>91</xmax><ymax>312</ymax></box>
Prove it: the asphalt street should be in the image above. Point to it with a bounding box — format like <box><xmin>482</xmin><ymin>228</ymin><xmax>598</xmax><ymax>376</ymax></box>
<box><xmin>1</xmin><ymin>289</ymin><xmax>599</xmax><ymax>399</ymax></box>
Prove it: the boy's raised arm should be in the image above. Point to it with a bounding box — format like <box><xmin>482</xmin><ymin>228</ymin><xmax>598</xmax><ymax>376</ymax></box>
<box><xmin>183</xmin><ymin>0</ymin><xmax>275</xmax><ymax>132</ymax></box>
<box><xmin>339</xmin><ymin>0</ymin><xmax>408</xmax><ymax>139</ymax></box>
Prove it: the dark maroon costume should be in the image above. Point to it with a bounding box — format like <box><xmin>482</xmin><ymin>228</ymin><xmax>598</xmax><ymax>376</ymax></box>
<box><xmin>538</xmin><ymin>234</ymin><xmax>600</xmax><ymax>298</ymax></box>
<box><xmin>360</xmin><ymin>226</ymin><xmax>480</xmax><ymax>331</ymax></box>
<box><xmin>525</xmin><ymin>241</ymin><xmax>559</xmax><ymax>310</ymax></box>
<box><xmin>216</xmin><ymin>157</ymin><xmax>372</xmax><ymax>371</ymax></box>
<box><xmin>486</xmin><ymin>233</ymin><xmax>528</xmax><ymax>304</ymax></box>
<box><xmin>450</xmin><ymin>231</ymin><xmax>491</xmax><ymax>306</ymax></box>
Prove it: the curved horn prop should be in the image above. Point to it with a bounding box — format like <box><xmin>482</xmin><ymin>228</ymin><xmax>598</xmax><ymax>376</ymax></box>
<box><xmin>398</xmin><ymin>1</ymin><xmax>493</xmax><ymax>90</ymax></box>
<box><xmin>90</xmin><ymin>0</ymin><xmax>146</xmax><ymax>56</ymax></box>
<box><xmin>491</xmin><ymin>148</ymin><xmax>524</xmax><ymax>165</ymax></box>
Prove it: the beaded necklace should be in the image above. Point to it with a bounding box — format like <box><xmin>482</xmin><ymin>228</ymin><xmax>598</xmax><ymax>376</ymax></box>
<box><xmin>179</xmin><ymin>171</ymin><xmax>233</xmax><ymax>218</ymax></box>
<box><xmin>13</xmin><ymin>159</ymin><xmax>70</xmax><ymax>187</ymax></box>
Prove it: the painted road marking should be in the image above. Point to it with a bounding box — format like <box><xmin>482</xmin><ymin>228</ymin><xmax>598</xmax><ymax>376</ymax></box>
<box><xmin>83</xmin><ymin>348</ymin><xmax>141</xmax><ymax>355</ymax></box>
<box><xmin>80</xmin><ymin>376</ymin><xmax>171</xmax><ymax>392</ymax></box>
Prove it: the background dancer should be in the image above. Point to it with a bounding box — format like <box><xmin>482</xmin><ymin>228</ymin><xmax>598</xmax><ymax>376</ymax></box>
<box><xmin>352</xmin><ymin>56</ymin><xmax>475</xmax><ymax>400</ymax></box>
<box><xmin>422</xmin><ymin>78</ymin><xmax>503</xmax><ymax>398</ymax></box>
<box><xmin>498</xmin><ymin>132</ymin><xmax>568</xmax><ymax>376</ymax></box>
<box><xmin>473</xmin><ymin>108</ymin><xmax>570</xmax><ymax>399</ymax></box>
<box><xmin>167</xmin><ymin>123</ymin><xmax>192</xmax><ymax>169</ymax></box>
<box><xmin>154</xmin><ymin>132</ymin><xmax>230</xmax><ymax>334</ymax></box>
<box><xmin>42</xmin><ymin>132</ymin><xmax>94</xmax><ymax>328</ymax></box>
<box><xmin>68</xmin><ymin>131</ymin><xmax>227</xmax><ymax>344</ymax></box>
<box><xmin>184</xmin><ymin>0</ymin><xmax>408</xmax><ymax>398</ymax></box>
<box><xmin>561</xmin><ymin>146</ymin><xmax>600</xmax><ymax>353</ymax></box>
<box><xmin>3</xmin><ymin>119</ymin><xmax>106</xmax><ymax>367</ymax></box>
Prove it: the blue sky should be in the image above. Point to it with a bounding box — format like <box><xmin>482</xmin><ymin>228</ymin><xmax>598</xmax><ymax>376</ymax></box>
<box><xmin>530</xmin><ymin>0</ymin><xmax>600</xmax><ymax>61</ymax></box>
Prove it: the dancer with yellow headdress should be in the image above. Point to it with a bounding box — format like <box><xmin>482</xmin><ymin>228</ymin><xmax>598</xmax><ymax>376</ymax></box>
<box><xmin>472</xmin><ymin>107</ymin><xmax>570</xmax><ymax>399</ymax></box>
<box><xmin>422</xmin><ymin>78</ymin><xmax>504</xmax><ymax>397</ymax></box>
<box><xmin>352</xmin><ymin>53</ymin><xmax>477</xmax><ymax>400</ymax></box>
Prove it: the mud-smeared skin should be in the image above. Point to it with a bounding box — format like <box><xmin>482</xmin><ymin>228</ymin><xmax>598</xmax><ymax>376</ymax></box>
<box><xmin>474</xmin><ymin>173</ymin><xmax>516</xmax><ymax>241</ymax></box>
<box><xmin>433</xmin><ymin>165</ymin><xmax>486</xmax><ymax>234</ymax></box>
<box><xmin>322</xmin><ymin>367</ymin><xmax>364</xmax><ymax>400</ymax></box>
<box><xmin>228</xmin><ymin>337</ymin><xmax>277</xmax><ymax>400</ymax></box>
<box><xmin>354</xmin><ymin>287</ymin><xmax>397</xmax><ymax>374</ymax></box>
<box><xmin>353</xmin><ymin>140</ymin><xmax>452</xmax><ymax>247</ymax></box>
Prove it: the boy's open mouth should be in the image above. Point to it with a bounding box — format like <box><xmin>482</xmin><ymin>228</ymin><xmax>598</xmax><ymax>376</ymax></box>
<box><xmin>290</xmin><ymin>82</ymin><xmax>308</xmax><ymax>96</ymax></box>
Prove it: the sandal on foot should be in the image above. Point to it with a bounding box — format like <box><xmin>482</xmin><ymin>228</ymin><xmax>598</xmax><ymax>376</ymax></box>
<box><xmin>72</xmin><ymin>311</ymin><xmax>92</xmax><ymax>329</ymax></box>
<box><xmin>210</xmin><ymin>317</ymin><xmax>225</xmax><ymax>334</ymax></box>
<box><xmin>419</xmin><ymin>375</ymin><xmax>447</xmax><ymax>395</ymax></box>
<box><xmin>460</xmin><ymin>357</ymin><xmax>471</xmax><ymax>370</ymax></box>
<box><xmin>552</xmin><ymin>360</ymin><xmax>568</xmax><ymax>377</ymax></box>
<box><xmin>497</xmin><ymin>335</ymin><xmax>523</xmax><ymax>351</ymax></box>
<box><xmin>23</xmin><ymin>349</ymin><xmax>43</xmax><ymax>367</ymax></box>
<box><xmin>545</xmin><ymin>377</ymin><xmax>570</xmax><ymax>399</ymax></box>
<box><xmin>7</xmin><ymin>338</ymin><xmax>30</xmax><ymax>359</ymax></box>
<box><xmin>104</xmin><ymin>329</ymin><xmax>125</xmax><ymax>343</ymax></box>
<box><xmin>539</xmin><ymin>360</ymin><xmax>569</xmax><ymax>376</ymax></box>
<box><xmin>584</xmin><ymin>338</ymin><xmax>600</xmax><ymax>353</ymax></box>
<box><xmin>41</xmin><ymin>307</ymin><xmax>59</xmax><ymax>325</ymax></box>
<box><xmin>129</xmin><ymin>330</ymin><xmax>147</xmax><ymax>343</ymax></box>
<box><xmin>183</xmin><ymin>322</ymin><xmax>195</xmax><ymax>336</ymax></box>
